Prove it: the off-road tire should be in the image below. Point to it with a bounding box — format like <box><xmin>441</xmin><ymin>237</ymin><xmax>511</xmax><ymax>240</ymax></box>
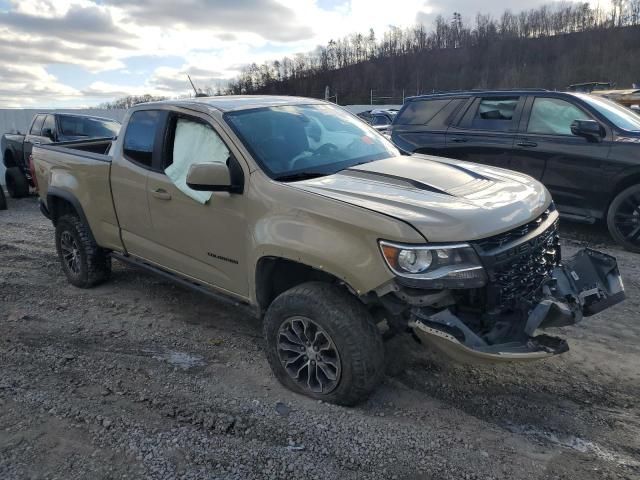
<box><xmin>5</xmin><ymin>167</ymin><xmax>29</xmax><ymax>198</ymax></box>
<box><xmin>263</xmin><ymin>281</ymin><xmax>384</xmax><ymax>406</ymax></box>
<box><xmin>607</xmin><ymin>184</ymin><xmax>640</xmax><ymax>253</ymax></box>
<box><xmin>0</xmin><ymin>186</ymin><xmax>6</xmax><ymax>210</ymax></box>
<box><xmin>55</xmin><ymin>214</ymin><xmax>111</xmax><ymax>288</ymax></box>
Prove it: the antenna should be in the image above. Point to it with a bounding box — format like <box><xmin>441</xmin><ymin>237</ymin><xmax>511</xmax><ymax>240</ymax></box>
<box><xmin>187</xmin><ymin>74</ymin><xmax>208</xmax><ymax>98</ymax></box>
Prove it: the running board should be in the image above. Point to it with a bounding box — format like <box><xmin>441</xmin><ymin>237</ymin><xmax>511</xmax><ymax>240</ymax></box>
<box><xmin>558</xmin><ymin>212</ymin><xmax>596</xmax><ymax>224</ymax></box>
<box><xmin>110</xmin><ymin>252</ymin><xmax>257</xmax><ymax>317</ymax></box>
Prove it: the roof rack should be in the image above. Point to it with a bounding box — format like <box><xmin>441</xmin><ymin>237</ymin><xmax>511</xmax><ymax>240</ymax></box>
<box><xmin>406</xmin><ymin>88</ymin><xmax>549</xmax><ymax>101</ymax></box>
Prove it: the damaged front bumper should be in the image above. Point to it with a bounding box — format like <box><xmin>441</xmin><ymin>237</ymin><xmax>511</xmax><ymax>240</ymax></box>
<box><xmin>411</xmin><ymin>248</ymin><xmax>625</xmax><ymax>363</ymax></box>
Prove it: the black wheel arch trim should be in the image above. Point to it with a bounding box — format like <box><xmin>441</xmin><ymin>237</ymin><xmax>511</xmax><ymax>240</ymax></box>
<box><xmin>46</xmin><ymin>187</ymin><xmax>97</xmax><ymax>244</ymax></box>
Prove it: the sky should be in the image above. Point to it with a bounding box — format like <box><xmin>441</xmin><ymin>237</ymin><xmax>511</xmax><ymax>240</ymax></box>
<box><xmin>0</xmin><ymin>0</ymin><xmax>596</xmax><ymax>108</ymax></box>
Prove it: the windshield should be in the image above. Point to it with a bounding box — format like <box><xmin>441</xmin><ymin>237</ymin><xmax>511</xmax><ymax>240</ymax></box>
<box><xmin>59</xmin><ymin>115</ymin><xmax>121</xmax><ymax>138</ymax></box>
<box><xmin>225</xmin><ymin>104</ymin><xmax>400</xmax><ymax>180</ymax></box>
<box><xmin>574</xmin><ymin>93</ymin><xmax>640</xmax><ymax>132</ymax></box>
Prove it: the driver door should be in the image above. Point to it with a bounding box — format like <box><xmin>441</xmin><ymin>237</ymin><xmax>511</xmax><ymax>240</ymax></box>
<box><xmin>145</xmin><ymin>111</ymin><xmax>250</xmax><ymax>298</ymax></box>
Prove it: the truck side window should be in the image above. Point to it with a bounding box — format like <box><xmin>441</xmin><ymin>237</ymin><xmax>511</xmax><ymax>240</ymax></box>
<box><xmin>163</xmin><ymin>117</ymin><xmax>231</xmax><ymax>202</ymax></box>
<box><xmin>30</xmin><ymin>115</ymin><xmax>46</xmax><ymax>135</ymax></box>
<box><xmin>166</xmin><ymin>117</ymin><xmax>229</xmax><ymax>170</ymax></box>
<box><xmin>123</xmin><ymin>110</ymin><xmax>162</xmax><ymax>168</ymax></box>
<box><xmin>527</xmin><ymin>98</ymin><xmax>591</xmax><ymax>136</ymax></box>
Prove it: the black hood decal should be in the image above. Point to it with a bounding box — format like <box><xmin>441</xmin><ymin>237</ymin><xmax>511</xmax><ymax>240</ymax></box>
<box><xmin>341</xmin><ymin>168</ymin><xmax>453</xmax><ymax>196</ymax></box>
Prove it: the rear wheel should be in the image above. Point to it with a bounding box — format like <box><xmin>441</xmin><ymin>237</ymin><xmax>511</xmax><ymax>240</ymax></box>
<box><xmin>5</xmin><ymin>167</ymin><xmax>29</xmax><ymax>198</ymax></box>
<box><xmin>263</xmin><ymin>282</ymin><xmax>384</xmax><ymax>405</ymax></box>
<box><xmin>55</xmin><ymin>214</ymin><xmax>111</xmax><ymax>288</ymax></box>
<box><xmin>607</xmin><ymin>184</ymin><xmax>640</xmax><ymax>252</ymax></box>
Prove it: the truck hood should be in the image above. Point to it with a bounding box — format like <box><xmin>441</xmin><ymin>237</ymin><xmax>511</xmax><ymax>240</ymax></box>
<box><xmin>291</xmin><ymin>155</ymin><xmax>551</xmax><ymax>242</ymax></box>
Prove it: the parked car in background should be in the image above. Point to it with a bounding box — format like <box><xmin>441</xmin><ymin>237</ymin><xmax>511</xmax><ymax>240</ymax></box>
<box><xmin>391</xmin><ymin>89</ymin><xmax>640</xmax><ymax>251</ymax></box>
<box><xmin>2</xmin><ymin>113</ymin><xmax>120</xmax><ymax>198</ymax></box>
<box><xmin>566</xmin><ymin>82</ymin><xmax>614</xmax><ymax>93</ymax></box>
<box><xmin>357</xmin><ymin>109</ymin><xmax>398</xmax><ymax>133</ymax></box>
<box><xmin>32</xmin><ymin>96</ymin><xmax>624</xmax><ymax>404</ymax></box>
<box><xmin>591</xmin><ymin>88</ymin><xmax>640</xmax><ymax>109</ymax></box>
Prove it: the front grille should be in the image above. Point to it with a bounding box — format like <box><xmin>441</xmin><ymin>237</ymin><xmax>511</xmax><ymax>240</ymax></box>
<box><xmin>474</xmin><ymin>203</ymin><xmax>556</xmax><ymax>251</ymax></box>
<box><xmin>473</xmin><ymin>207</ymin><xmax>560</xmax><ymax>311</ymax></box>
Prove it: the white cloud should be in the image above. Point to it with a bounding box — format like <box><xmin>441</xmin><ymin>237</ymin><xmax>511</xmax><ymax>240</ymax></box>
<box><xmin>0</xmin><ymin>63</ymin><xmax>79</xmax><ymax>106</ymax></box>
<box><xmin>0</xmin><ymin>0</ymin><xmax>596</xmax><ymax>107</ymax></box>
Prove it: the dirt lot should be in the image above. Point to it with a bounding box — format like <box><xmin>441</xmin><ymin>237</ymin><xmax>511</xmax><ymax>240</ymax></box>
<box><xmin>1</xmin><ymin>196</ymin><xmax>639</xmax><ymax>480</ymax></box>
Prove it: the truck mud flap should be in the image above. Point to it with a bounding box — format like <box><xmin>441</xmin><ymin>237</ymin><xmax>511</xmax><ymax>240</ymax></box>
<box><xmin>410</xmin><ymin>248</ymin><xmax>624</xmax><ymax>364</ymax></box>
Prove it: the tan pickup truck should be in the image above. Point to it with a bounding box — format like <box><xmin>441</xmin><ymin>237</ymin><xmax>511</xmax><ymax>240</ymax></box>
<box><xmin>33</xmin><ymin>96</ymin><xmax>625</xmax><ymax>405</ymax></box>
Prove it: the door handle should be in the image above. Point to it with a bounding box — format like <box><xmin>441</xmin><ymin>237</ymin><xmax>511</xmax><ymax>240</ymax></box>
<box><xmin>450</xmin><ymin>137</ymin><xmax>468</xmax><ymax>143</ymax></box>
<box><xmin>516</xmin><ymin>140</ymin><xmax>538</xmax><ymax>148</ymax></box>
<box><xmin>151</xmin><ymin>188</ymin><xmax>171</xmax><ymax>200</ymax></box>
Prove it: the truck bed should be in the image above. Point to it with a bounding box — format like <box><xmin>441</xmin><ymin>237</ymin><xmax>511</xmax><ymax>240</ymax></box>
<box><xmin>32</xmin><ymin>137</ymin><xmax>123</xmax><ymax>252</ymax></box>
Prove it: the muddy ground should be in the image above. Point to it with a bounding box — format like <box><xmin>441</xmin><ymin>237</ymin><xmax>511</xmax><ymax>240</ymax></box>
<box><xmin>1</xmin><ymin>196</ymin><xmax>639</xmax><ymax>480</ymax></box>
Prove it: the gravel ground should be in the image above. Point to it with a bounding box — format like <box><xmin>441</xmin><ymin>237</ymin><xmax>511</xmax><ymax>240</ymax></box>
<box><xmin>1</xmin><ymin>195</ymin><xmax>639</xmax><ymax>480</ymax></box>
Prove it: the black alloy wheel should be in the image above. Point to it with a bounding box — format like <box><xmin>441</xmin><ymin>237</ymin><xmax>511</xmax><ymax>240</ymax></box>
<box><xmin>608</xmin><ymin>184</ymin><xmax>640</xmax><ymax>252</ymax></box>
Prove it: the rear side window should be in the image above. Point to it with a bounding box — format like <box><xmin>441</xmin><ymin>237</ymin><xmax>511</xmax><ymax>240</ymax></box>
<box><xmin>476</xmin><ymin>98</ymin><xmax>518</xmax><ymax>121</ymax></box>
<box><xmin>464</xmin><ymin>97</ymin><xmax>520</xmax><ymax>131</ymax></box>
<box><xmin>123</xmin><ymin>110</ymin><xmax>163</xmax><ymax>168</ymax></box>
<box><xmin>30</xmin><ymin>115</ymin><xmax>45</xmax><ymax>135</ymax></box>
<box><xmin>396</xmin><ymin>99</ymin><xmax>451</xmax><ymax>125</ymax></box>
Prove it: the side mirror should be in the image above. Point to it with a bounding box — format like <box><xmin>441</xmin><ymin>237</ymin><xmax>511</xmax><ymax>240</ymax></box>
<box><xmin>186</xmin><ymin>162</ymin><xmax>238</xmax><ymax>193</ymax></box>
<box><xmin>42</xmin><ymin>128</ymin><xmax>54</xmax><ymax>140</ymax></box>
<box><xmin>570</xmin><ymin>120</ymin><xmax>603</xmax><ymax>141</ymax></box>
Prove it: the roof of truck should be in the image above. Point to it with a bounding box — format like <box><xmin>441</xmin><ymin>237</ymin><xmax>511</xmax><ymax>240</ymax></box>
<box><xmin>162</xmin><ymin>95</ymin><xmax>326</xmax><ymax>112</ymax></box>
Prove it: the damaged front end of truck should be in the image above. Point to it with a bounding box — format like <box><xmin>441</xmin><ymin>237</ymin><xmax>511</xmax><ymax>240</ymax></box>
<box><xmin>376</xmin><ymin>206</ymin><xmax>625</xmax><ymax>363</ymax></box>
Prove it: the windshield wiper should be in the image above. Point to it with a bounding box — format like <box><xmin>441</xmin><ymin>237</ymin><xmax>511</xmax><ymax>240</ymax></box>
<box><xmin>274</xmin><ymin>172</ymin><xmax>328</xmax><ymax>182</ymax></box>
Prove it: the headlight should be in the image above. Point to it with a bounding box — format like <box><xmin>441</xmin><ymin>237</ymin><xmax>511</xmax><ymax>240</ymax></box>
<box><xmin>379</xmin><ymin>240</ymin><xmax>487</xmax><ymax>288</ymax></box>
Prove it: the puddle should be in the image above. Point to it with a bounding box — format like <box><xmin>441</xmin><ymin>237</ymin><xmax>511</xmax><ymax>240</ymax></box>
<box><xmin>152</xmin><ymin>350</ymin><xmax>206</xmax><ymax>370</ymax></box>
<box><xmin>506</xmin><ymin>424</ymin><xmax>640</xmax><ymax>468</ymax></box>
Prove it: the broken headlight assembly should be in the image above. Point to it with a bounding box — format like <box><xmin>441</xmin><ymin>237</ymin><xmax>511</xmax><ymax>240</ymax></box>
<box><xmin>379</xmin><ymin>240</ymin><xmax>487</xmax><ymax>289</ymax></box>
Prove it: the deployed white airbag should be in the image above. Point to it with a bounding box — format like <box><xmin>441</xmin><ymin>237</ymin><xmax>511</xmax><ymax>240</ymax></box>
<box><xmin>165</xmin><ymin>118</ymin><xmax>230</xmax><ymax>204</ymax></box>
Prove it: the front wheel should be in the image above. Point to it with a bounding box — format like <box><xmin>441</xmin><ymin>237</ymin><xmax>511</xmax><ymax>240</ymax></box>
<box><xmin>263</xmin><ymin>282</ymin><xmax>384</xmax><ymax>405</ymax></box>
<box><xmin>607</xmin><ymin>185</ymin><xmax>640</xmax><ymax>253</ymax></box>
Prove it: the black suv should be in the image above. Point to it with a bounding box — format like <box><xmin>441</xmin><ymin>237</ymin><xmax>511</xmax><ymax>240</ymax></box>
<box><xmin>391</xmin><ymin>90</ymin><xmax>640</xmax><ymax>251</ymax></box>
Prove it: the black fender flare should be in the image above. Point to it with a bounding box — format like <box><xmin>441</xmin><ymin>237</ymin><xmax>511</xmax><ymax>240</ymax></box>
<box><xmin>3</xmin><ymin>146</ymin><xmax>17</xmax><ymax>169</ymax></box>
<box><xmin>46</xmin><ymin>187</ymin><xmax>97</xmax><ymax>244</ymax></box>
